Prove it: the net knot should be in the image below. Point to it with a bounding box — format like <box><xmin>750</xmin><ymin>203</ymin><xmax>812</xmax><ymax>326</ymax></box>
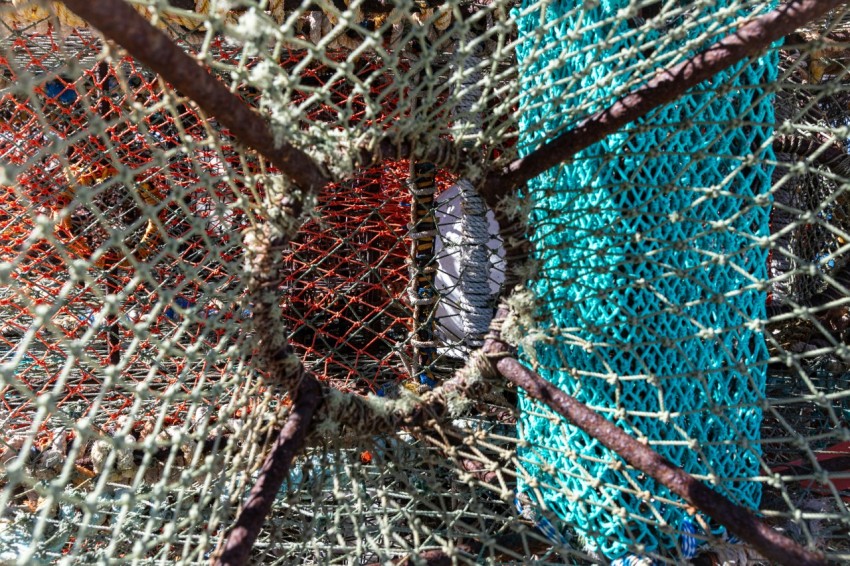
<box><xmin>485</xmin><ymin>312</ymin><xmax>507</xmax><ymax>342</ymax></box>
<box><xmin>470</xmin><ymin>345</ymin><xmax>511</xmax><ymax>382</ymax></box>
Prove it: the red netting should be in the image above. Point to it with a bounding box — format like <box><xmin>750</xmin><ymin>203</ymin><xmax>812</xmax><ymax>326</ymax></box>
<box><xmin>0</xmin><ymin>29</ymin><xmax>430</xmax><ymax>444</ymax></box>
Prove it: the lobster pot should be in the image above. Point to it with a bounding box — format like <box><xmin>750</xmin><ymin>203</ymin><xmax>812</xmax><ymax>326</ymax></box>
<box><xmin>4</xmin><ymin>1</ymin><xmax>850</xmax><ymax>564</ymax></box>
<box><xmin>514</xmin><ymin>0</ymin><xmax>775</xmax><ymax>559</ymax></box>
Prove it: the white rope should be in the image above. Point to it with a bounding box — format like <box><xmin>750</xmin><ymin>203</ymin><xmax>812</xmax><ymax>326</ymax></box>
<box><xmin>452</xmin><ymin>43</ymin><xmax>493</xmax><ymax>348</ymax></box>
<box><xmin>457</xmin><ymin>179</ymin><xmax>492</xmax><ymax>347</ymax></box>
<box><xmin>433</xmin><ymin>35</ymin><xmax>504</xmax><ymax>353</ymax></box>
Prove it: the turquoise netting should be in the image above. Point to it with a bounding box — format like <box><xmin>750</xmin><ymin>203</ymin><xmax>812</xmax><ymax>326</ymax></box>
<box><xmin>515</xmin><ymin>0</ymin><xmax>777</xmax><ymax>559</ymax></box>
<box><xmin>5</xmin><ymin>1</ymin><xmax>850</xmax><ymax>563</ymax></box>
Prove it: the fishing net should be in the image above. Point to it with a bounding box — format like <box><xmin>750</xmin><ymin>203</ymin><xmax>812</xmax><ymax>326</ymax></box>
<box><xmin>0</xmin><ymin>0</ymin><xmax>849</xmax><ymax>564</ymax></box>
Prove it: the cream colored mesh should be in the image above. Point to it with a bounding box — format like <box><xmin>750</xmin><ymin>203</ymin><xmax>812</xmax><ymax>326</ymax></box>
<box><xmin>0</xmin><ymin>1</ymin><xmax>849</xmax><ymax>564</ymax></box>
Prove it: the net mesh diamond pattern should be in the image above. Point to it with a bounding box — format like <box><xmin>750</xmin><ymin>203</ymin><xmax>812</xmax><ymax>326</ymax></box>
<box><xmin>0</xmin><ymin>1</ymin><xmax>849</xmax><ymax>564</ymax></box>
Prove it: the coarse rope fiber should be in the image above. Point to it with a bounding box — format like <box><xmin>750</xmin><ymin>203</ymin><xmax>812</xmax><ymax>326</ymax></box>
<box><xmin>1</xmin><ymin>0</ymin><xmax>850</xmax><ymax>564</ymax></box>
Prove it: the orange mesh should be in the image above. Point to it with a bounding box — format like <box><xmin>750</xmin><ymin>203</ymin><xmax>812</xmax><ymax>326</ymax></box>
<box><xmin>0</xmin><ymin>29</ymin><xmax>424</xmax><ymax>442</ymax></box>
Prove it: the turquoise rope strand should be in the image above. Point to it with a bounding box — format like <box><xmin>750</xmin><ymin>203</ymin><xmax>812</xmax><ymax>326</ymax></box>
<box><xmin>514</xmin><ymin>1</ymin><xmax>776</xmax><ymax>559</ymax></box>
